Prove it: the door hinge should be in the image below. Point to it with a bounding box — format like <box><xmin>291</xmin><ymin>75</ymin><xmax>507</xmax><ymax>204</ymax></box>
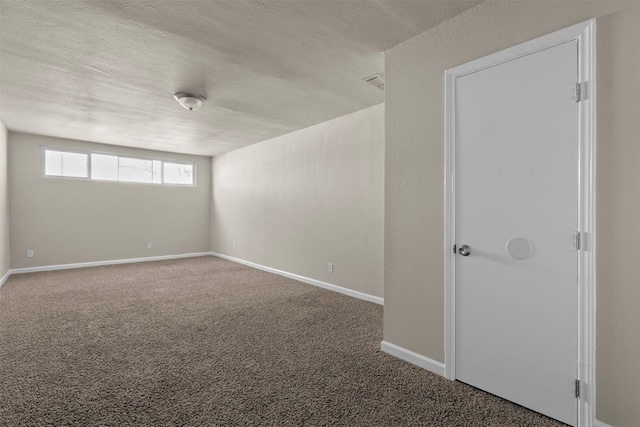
<box><xmin>575</xmin><ymin>231</ymin><xmax>587</xmax><ymax>251</ymax></box>
<box><xmin>573</xmin><ymin>81</ymin><xmax>588</xmax><ymax>102</ymax></box>
<box><xmin>575</xmin><ymin>379</ymin><xmax>581</xmax><ymax>398</ymax></box>
<box><xmin>453</xmin><ymin>244</ymin><xmax>457</xmax><ymax>254</ymax></box>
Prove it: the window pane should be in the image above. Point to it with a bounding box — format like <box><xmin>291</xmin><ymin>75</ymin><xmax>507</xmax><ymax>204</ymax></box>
<box><xmin>163</xmin><ymin>162</ymin><xmax>194</xmax><ymax>185</ymax></box>
<box><xmin>91</xmin><ymin>154</ymin><xmax>118</xmax><ymax>181</ymax></box>
<box><xmin>119</xmin><ymin>157</ymin><xmax>153</xmax><ymax>183</ymax></box>
<box><xmin>62</xmin><ymin>152</ymin><xmax>88</xmax><ymax>177</ymax></box>
<box><xmin>43</xmin><ymin>148</ymin><xmax>193</xmax><ymax>187</ymax></box>
<box><xmin>45</xmin><ymin>150</ymin><xmax>88</xmax><ymax>178</ymax></box>
<box><xmin>44</xmin><ymin>150</ymin><xmax>63</xmax><ymax>176</ymax></box>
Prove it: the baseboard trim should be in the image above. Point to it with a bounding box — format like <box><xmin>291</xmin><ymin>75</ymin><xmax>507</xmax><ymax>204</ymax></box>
<box><xmin>8</xmin><ymin>252</ymin><xmax>212</xmax><ymax>275</ymax></box>
<box><xmin>0</xmin><ymin>270</ymin><xmax>11</xmax><ymax>289</ymax></box>
<box><xmin>380</xmin><ymin>340</ymin><xmax>446</xmax><ymax>377</ymax></box>
<box><xmin>5</xmin><ymin>252</ymin><xmax>385</xmax><ymax>307</ymax></box>
<box><xmin>595</xmin><ymin>420</ymin><xmax>614</xmax><ymax>427</ymax></box>
<box><xmin>210</xmin><ymin>252</ymin><xmax>384</xmax><ymax>305</ymax></box>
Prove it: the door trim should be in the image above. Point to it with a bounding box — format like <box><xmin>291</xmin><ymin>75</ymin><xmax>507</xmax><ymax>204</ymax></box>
<box><xmin>444</xmin><ymin>20</ymin><xmax>596</xmax><ymax>427</ymax></box>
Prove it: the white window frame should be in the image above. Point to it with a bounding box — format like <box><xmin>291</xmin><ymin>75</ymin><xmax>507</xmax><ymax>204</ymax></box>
<box><xmin>40</xmin><ymin>146</ymin><xmax>196</xmax><ymax>187</ymax></box>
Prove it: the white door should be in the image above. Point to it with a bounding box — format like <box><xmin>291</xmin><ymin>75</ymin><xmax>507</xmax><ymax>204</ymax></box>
<box><xmin>454</xmin><ymin>41</ymin><xmax>579</xmax><ymax>425</ymax></box>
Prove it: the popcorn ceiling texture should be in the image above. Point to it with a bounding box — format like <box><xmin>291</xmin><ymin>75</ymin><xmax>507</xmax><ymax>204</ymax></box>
<box><xmin>0</xmin><ymin>0</ymin><xmax>479</xmax><ymax>156</ymax></box>
<box><xmin>0</xmin><ymin>257</ymin><xmax>563</xmax><ymax>426</ymax></box>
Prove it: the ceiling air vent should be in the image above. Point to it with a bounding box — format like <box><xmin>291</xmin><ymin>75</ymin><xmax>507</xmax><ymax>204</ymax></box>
<box><xmin>363</xmin><ymin>73</ymin><xmax>385</xmax><ymax>91</ymax></box>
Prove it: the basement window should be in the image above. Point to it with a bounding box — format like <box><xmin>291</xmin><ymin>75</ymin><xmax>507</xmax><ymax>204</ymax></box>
<box><xmin>163</xmin><ymin>162</ymin><xmax>194</xmax><ymax>185</ymax></box>
<box><xmin>43</xmin><ymin>149</ymin><xmax>89</xmax><ymax>178</ymax></box>
<box><xmin>41</xmin><ymin>147</ymin><xmax>195</xmax><ymax>186</ymax></box>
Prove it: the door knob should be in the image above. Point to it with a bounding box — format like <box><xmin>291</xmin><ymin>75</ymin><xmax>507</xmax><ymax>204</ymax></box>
<box><xmin>458</xmin><ymin>245</ymin><xmax>471</xmax><ymax>256</ymax></box>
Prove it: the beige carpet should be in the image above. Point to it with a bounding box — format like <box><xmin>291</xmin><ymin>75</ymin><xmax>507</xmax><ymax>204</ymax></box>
<box><xmin>0</xmin><ymin>256</ymin><xmax>564</xmax><ymax>426</ymax></box>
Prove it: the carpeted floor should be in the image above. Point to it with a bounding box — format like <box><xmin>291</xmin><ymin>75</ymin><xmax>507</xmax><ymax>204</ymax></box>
<box><xmin>0</xmin><ymin>256</ymin><xmax>565</xmax><ymax>426</ymax></box>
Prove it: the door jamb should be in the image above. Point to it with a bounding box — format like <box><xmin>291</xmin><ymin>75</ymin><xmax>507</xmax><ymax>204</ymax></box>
<box><xmin>443</xmin><ymin>20</ymin><xmax>596</xmax><ymax>427</ymax></box>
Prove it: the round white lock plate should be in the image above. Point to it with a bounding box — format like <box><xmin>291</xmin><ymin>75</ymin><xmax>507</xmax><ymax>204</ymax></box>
<box><xmin>506</xmin><ymin>237</ymin><xmax>533</xmax><ymax>260</ymax></box>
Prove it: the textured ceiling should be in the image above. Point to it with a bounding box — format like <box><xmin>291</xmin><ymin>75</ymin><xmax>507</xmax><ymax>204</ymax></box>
<box><xmin>0</xmin><ymin>0</ymin><xmax>480</xmax><ymax>156</ymax></box>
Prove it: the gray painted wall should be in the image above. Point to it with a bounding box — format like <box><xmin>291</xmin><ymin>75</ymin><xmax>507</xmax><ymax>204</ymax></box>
<box><xmin>595</xmin><ymin>7</ymin><xmax>640</xmax><ymax>426</ymax></box>
<box><xmin>384</xmin><ymin>1</ymin><xmax>638</xmax><ymax>425</ymax></box>
<box><xmin>0</xmin><ymin>122</ymin><xmax>9</xmax><ymax>278</ymax></box>
<box><xmin>8</xmin><ymin>132</ymin><xmax>211</xmax><ymax>268</ymax></box>
<box><xmin>211</xmin><ymin>104</ymin><xmax>384</xmax><ymax>298</ymax></box>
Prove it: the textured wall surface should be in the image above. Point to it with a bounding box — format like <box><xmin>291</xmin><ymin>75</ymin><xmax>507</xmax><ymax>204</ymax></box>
<box><xmin>8</xmin><ymin>133</ymin><xmax>211</xmax><ymax>268</ymax></box>
<box><xmin>212</xmin><ymin>104</ymin><xmax>384</xmax><ymax>298</ymax></box>
<box><xmin>596</xmin><ymin>6</ymin><xmax>640</xmax><ymax>426</ymax></box>
<box><xmin>0</xmin><ymin>122</ymin><xmax>9</xmax><ymax>278</ymax></box>
<box><xmin>384</xmin><ymin>1</ymin><xmax>637</xmax><ymax>425</ymax></box>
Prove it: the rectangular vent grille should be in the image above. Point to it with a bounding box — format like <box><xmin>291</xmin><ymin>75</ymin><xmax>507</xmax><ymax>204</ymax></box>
<box><xmin>363</xmin><ymin>73</ymin><xmax>385</xmax><ymax>91</ymax></box>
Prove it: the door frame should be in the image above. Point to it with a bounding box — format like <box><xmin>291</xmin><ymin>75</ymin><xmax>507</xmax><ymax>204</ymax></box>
<box><xmin>444</xmin><ymin>20</ymin><xmax>596</xmax><ymax>427</ymax></box>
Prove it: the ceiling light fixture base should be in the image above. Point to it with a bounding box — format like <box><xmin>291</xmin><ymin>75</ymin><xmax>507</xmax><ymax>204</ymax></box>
<box><xmin>174</xmin><ymin>92</ymin><xmax>206</xmax><ymax>111</ymax></box>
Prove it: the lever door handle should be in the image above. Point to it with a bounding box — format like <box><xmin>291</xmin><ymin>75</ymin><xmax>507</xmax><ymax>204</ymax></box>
<box><xmin>458</xmin><ymin>245</ymin><xmax>471</xmax><ymax>256</ymax></box>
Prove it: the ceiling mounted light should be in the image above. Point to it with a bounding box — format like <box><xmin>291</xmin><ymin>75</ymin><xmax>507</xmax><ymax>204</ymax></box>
<box><xmin>174</xmin><ymin>92</ymin><xmax>206</xmax><ymax>111</ymax></box>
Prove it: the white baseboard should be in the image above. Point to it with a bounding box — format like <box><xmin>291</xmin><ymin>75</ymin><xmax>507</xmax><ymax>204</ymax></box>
<box><xmin>7</xmin><ymin>252</ymin><xmax>212</xmax><ymax>276</ymax></box>
<box><xmin>0</xmin><ymin>270</ymin><xmax>10</xmax><ymax>289</ymax></box>
<box><xmin>382</xmin><ymin>337</ymin><xmax>612</xmax><ymax>427</ymax></box>
<box><xmin>381</xmin><ymin>340</ymin><xmax>446</xmax><ymax>377</ymax></box>
<box><xmin>210</xmin><ymin>252</ymin><xmax>384</xmax><ymax>305</ymax></box>
<box><xmin>4</xmin><ymin>252</ymin><xmax>385</xmax><ymax>308</ymax></box>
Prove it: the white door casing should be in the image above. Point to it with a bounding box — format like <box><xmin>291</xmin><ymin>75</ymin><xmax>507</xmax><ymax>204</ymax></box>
<box><xmin>444</xmin><ymin>20</ymin><xmax>596</xmax><ymax>427</ymax></box>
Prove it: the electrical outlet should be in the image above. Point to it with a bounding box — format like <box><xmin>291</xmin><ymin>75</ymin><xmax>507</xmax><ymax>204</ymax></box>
<box><xmin>147</xmin><ymin>243</ymin><xmax>152</xmax><ymax>249</ymax></box>
<box><xmin>27</xmin><ymin>249</ymin><xmax>34</xmax><ymax>258</ymax></box>
<box><xmin>328</xmin><ymin>263</ymin><xmax>333</xmax><ymax>273</ymax></box>
<box><xmin>233</xmin><ymin>243</ymin><xmax>236</xmax><ymax>251</ymax></box>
